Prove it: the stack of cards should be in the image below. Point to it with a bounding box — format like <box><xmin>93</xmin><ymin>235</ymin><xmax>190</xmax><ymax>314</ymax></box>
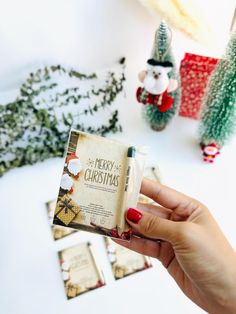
<box><xmin>46</xmin><ymin>203</ymin><xmax>153</xmax><ymax>299</ymax></box>
<box><xmin>44</xmin><ymin>161</ymin><xmax>159</xmax><ymax>300</ymax></box>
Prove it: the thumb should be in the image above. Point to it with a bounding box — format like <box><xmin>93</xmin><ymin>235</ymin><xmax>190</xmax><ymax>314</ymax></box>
<box><xmin>126</xmin><ymin>207</ymin><xmax>179</xmax><ymax>243</ymax></box>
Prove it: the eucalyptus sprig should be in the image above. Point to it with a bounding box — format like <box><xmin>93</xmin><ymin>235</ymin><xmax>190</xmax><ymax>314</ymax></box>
<box><xmin>0</xmin><ymin>58</ymin><xmax>126</xmax><ymax>177</ymax></box>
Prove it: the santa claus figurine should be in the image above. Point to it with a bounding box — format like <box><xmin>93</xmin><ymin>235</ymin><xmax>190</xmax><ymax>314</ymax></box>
<box><xmin>136</xmin><ymin>59</ymin><xmax>178</xmax><ymax>112</ymax></box>
<box><xmin>200</xmin><ymin>143</ymin><xmax>220</xmax><ymax>163</ymax></box>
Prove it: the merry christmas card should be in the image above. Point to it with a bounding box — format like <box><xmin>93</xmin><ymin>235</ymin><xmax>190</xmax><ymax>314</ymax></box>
<box><xmin>53</xmin><ymin>130</ymin><xmax>145</xmax><ymax>240</ymax></box>
<box><xmin>58</xmin><ymin>242</ymin><xmax>105</xmax><ymax>299</ymax></box>
<box><xmin>104</xmin><ymin>237</ymin><xmax>152</xmax><ymax>280</ymax></box>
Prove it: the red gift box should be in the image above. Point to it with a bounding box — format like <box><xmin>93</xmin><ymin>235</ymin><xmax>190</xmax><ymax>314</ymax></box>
<box><xmin>179</xmin><ymin>53</ymin><xmax>219</xmax><ymax>120</ymax></box>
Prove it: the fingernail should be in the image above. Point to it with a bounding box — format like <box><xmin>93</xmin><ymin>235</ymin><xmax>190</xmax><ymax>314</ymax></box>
<box><xmin>127</xmin><ymin>208</ymin><xmax>143</xmax><ymax>223</ymax></box>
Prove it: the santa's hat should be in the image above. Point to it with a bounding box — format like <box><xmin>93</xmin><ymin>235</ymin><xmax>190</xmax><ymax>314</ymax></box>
<box><xmin>207</xmin><ymin>143</ymin><xmax>219</xmax><ymax>148</ymax></box>
<box><xmin>201</xmin><ymin>142</ymin><xmax>220</xmax><ymax>150</ymax></box>
<box><xmin>147</xmin><ymin>59</ymin><xmax>173</xmax><ymax>68</ymax></box>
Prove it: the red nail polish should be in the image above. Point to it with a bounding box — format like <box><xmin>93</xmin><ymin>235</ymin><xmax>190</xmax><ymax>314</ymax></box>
<box><xmin>127</xmin><ymin>208</ymin><xmax>142</xmax><ymax>223</ymax></box>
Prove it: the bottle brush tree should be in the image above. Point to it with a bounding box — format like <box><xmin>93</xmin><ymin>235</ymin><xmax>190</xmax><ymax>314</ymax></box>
<box><xmin>141</xmin><ymin>20</ymin><xmax>181</xmax><ymax>131</ymax></box>
<box><xmin>199</xmin><ymin>32</ymin><xmax>236</xmax><ymax>162</ymax></box>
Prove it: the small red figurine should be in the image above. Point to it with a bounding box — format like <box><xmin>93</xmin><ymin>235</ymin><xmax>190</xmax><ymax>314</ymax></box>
<box><xmin>136</xmin><ymin>59</ymin><xmax>178</xmax><ymax>112</ymax></box>
<box><xmin>201</xmin><ymin>143</ymin><xmax>220</xmax><ymax>163</ymax></box>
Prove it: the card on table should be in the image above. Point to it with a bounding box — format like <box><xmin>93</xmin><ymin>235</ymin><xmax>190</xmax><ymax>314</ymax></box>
<box><xmin>104</xmin><ymin>237</ymin><xmax>152</xmax><ymax>280</ymax></box>
<box><xmin>58</xmin><ymin>242</ymin><xmax>105</xmax><ymax>299</ymax></box>
<box><xmin>139</xmin><ymin>165</ymin><xmax>162</xmax><ymax>204</ymax></box>
<box><xmin>53</xmin><ymin>130</ymin><xmax>145</xmax><ymax>240</ymax></box>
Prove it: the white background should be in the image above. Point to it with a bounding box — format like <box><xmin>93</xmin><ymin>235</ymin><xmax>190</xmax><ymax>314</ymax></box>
<box><xmin>0</xmin><ymin>1</ymin><xmax>236</xmax><ymax>314</ymax></box>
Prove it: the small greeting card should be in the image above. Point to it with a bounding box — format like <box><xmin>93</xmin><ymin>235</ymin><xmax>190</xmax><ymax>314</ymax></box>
<box><xmin>144</xmin><ymin>165</ymin><xmax>161</xmax><ymax>181</ymax></box>
<box><xmin>58</xmin><ymin>242</ymin><xmax>105</xmax><ymax>299</ymax></box>
<box><xmin>46</xmin><ymin>200</ymin><xmax>77</xmax><ymax>240</ymax></box>
<box><xmin>53</xmin><ymin>130</ymin><xmax>145</xmax><ymax>240</ymax></box>
<box><xmin>139</xmin><ymin>165</ymin><xmax>162</xmax><ymax>204</ymax></box>
<box><xmin>105</xmin><ymin>237</ymin><xmax>152</xmax><ymax>280</ymax></box>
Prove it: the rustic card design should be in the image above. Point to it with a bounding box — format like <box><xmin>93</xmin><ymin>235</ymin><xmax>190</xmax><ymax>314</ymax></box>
<box><xmin>104</xmin><ymin>237</ymin><xmax>152</xmax><ymax>280</ymax></box>
<box><xmin>55</xmin><ymin>194</ymin><xmax>80</xmax><ymax>226</ymax></box>
<box><xmin>53</xmin><ymin>130</ymin><xmax>145</xmax><ymax>240</ymax></box>
<box><xmin>58</xmin><ymin>242</ymin><xmax>105</xmax><ymax>299</ymax></box>
<box><xmin>46</xmin><ymin>200</ymin><xmax>77</xmax><ymax>240</ymax></box>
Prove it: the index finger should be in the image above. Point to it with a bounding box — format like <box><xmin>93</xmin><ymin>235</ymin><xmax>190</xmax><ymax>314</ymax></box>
<box><xmin>141</xmin><ymin>178</ymin><xmax>198</xmax><ymax>211</ymax></box>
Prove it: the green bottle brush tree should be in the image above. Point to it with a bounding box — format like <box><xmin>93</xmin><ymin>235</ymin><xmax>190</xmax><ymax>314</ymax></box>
<box><xmin>137</xmin><ymin>20</ymin><xmax>181</xmax><ymax>131</ymax></box>
<box><xmin>199</xmin><ymin>32</ymin><xmax>236</xmax><ymax>162</ymax></box>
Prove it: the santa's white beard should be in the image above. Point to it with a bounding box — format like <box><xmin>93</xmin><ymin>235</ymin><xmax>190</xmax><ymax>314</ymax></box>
<box><xmin>68</xmin><ymin>158</ymin><xmax>82</xmax><ymax>175</ymax></box>
<box><xmin>60</xmin><ymin>173</ymin><xmax>73</xmax><ymax>191</ymax></box>
<box><xmin>143</xmin><ymin>75</ymin><xmax>168</xmax><ymax>95</ymax></box>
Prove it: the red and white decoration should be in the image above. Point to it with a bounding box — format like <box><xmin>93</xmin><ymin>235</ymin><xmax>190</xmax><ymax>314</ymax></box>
<box><xmin>60</xmin><ymin>173</ymin><xmax>74</xmax><ymax>193</ymax></box>
<box><xmin>201</xmin><ymin>143</ymin><xmax>220</xmax><ymax>163</ymax></box>
<box><xmin>60</xmin><ymin>153</ymin><xmax>82</xmax><ymax>193</ymax></box>
<box><xmin>66</xmin><ymin>153</ymin><xmax>82</xmax><ymax>179</ymax></box>
<box><xmin>136</xmin><ymin>59</ymin><xmax>178</xmax><ymax>112</ymax></box>
<box><xmin>179</xmin><ymin>53</ymin><xmax>218</xmax><ymax>120</ymax></box>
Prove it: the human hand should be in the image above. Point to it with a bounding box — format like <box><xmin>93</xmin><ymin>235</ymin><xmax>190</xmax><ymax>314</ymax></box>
<box><xmin>114</xmin><ymin>179</ymin><xmax>236</xmax><ymax>314</ymax></box>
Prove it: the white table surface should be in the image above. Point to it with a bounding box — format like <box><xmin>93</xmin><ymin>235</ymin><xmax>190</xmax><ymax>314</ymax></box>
<box><xmin>0</xmin><ymin>1</ymin><xmax>235</xmax><ymax>314</ymax></box>
<box><xmin>1</xmin><ymin>90</ymin><xmax>236</xmax><ymax>314</ymax></box>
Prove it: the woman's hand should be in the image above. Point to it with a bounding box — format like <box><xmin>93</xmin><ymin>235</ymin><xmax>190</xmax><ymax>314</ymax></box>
<box><xmin>114</xmin><ymin>178</ymin><xmax>236</xmax><ymax>314</ymax></box>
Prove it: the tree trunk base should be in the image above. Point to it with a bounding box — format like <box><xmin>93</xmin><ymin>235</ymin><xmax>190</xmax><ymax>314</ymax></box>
<box><xmin>150</xmin><ymin>124</ymin><xmax>166</xmax><ymax>131</ymax></box>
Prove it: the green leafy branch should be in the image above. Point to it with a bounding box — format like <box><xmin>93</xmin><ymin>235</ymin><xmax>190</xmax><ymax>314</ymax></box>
<box><xmin>0</xmin><ymin>59</ymin><xmax>126</xmax><ymax>176</ymax></box>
